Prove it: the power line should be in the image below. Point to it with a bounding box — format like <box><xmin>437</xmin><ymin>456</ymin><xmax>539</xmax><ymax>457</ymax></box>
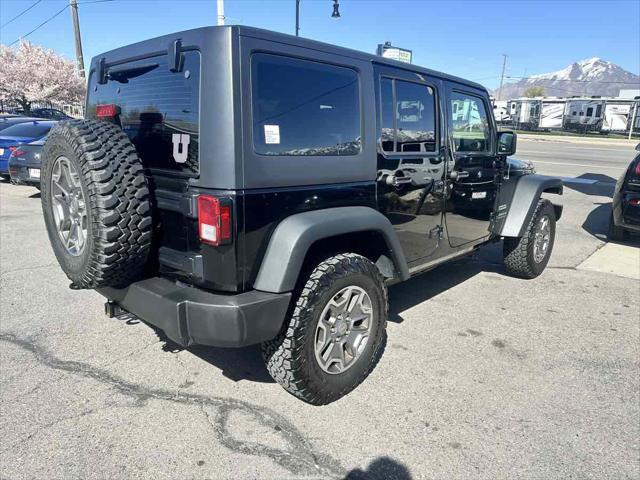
<box><xmin>8</xmin><ymin>4</ymin><xmax>70</xmax><ymax>47</ymax></box>
<box><xmin>0</xmin><ymin>0</ymin><xmax>43</xmax><ymax>29</ymax></box>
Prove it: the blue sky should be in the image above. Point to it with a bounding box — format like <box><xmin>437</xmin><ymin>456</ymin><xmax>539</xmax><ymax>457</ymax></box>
<box><xmin>1</xmin><ymin>0</ymin><xmax>639</xmax><ymax>90</ymax></box>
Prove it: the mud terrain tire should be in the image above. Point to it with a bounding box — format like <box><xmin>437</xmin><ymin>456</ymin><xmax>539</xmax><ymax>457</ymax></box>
<box><xmin>262</xmin><ymin>253</ymin><xmax>388</xmax><ymax>405</ymax></box>
<box><xmin>503</xmin><ymin>199</ymin><xmax>556</xmax><ymax>279</ymax></box>
<box><xmin>41</xmin><ymin>120</ymin><xmax>152</xmax><ymax>288</ymax></box>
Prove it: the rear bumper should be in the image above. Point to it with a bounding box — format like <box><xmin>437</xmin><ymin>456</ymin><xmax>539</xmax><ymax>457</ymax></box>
<box><xmin>98</xmin><ymin>277</ymin><xmax>291</xmax><ymax>348</ymax></box>
<box><xmin>9</xmin><ymin>164</ymin><xmax>41</xmax><ymax>186</ymax></box>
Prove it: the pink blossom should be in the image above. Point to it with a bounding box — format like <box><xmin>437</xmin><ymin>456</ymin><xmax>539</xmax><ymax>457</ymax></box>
<box><xmin>0</xmin><ymin>41</ymin><xmax>86</xmax><ymax>111</ymax></box>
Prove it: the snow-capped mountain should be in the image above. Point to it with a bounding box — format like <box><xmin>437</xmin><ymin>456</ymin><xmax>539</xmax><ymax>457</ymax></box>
<box><xmin>494</xmin><ymin>57</ymin><xmax>639</xmax><ymax>99</ymax></box>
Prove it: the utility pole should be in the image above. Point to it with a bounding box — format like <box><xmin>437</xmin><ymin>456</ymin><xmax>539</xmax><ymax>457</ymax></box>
<box><xmin>69</xmin><ymin>0</ymin><xmax>85</xmax><ymax>78</ymax></box>
<box><xmin>295</xmin><ymin>0</ymin><xmax>300</xmax><ymax>36</ymax></box>
<box><xmin>498</xmin><ymin>54</ymin><xmax>508</xmax><ymax>101</ymax></box>
<box><xmin>217</xmin><ymin>0</ymin><xmax>225</xmax><ymax>25</ymax></box>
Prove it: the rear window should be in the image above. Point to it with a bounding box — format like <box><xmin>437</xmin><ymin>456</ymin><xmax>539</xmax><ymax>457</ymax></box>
<box><xmin>251</xmin><ymin>54</ymin><xmax>361</xmax><ymax>156</ymax></box>
<box><xmin>0</xmin><ymin>122</ymin><xmax>52</xmax><ymax>138</ymax></box>
<box><xmin>87</xmin><ymin>50</ymin><xmax>200</xmax><ymax>176</ymax></box>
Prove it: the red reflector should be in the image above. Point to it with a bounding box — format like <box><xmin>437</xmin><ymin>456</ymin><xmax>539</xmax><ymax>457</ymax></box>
<box><xmin>198</xmin><ymin>195</ymin><xmax>232</xmax><ymax>246</ymax></box>
<box><xmin>96</xmin><ymin>104</ymin><xmax>117</xmax><ymax>117</ymax></box>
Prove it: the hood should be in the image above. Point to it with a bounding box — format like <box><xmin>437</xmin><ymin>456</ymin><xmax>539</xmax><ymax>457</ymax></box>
<box><xmin>507</xmin><ymin>157</ymin><xmax>535</xmax><ymax>173</ymax></box>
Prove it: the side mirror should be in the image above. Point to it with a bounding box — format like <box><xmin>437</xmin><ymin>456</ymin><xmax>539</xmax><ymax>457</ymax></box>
<box><xmin>497</xmin><ymin>130</ymin><xmax>517</xmax><ymax>156</ymax></box>
<box><xmin>636</xmin><ymin>143</ymin><xmax>640</xmax><ymax>151</ymax></box>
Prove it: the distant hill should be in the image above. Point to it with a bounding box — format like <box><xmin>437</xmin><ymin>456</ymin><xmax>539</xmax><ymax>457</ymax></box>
<box><xmin>493</xmin><ymin>57</ymin><xmax>640</xmax><ymax>99</ymax></box>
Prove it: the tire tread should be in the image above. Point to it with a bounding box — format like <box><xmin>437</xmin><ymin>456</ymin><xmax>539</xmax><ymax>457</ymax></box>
<box><xmin>41</xmin><ymin>120</ymin><xmax>152</xmax><ymax>288</ymax></box>
<box><xmin>262</xmin><ymin>253</ymin><xmax>387</xmax><ymax>405</ymax></box>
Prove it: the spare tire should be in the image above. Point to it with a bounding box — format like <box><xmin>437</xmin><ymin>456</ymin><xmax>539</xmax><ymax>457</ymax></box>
<box><xmin>41</xmin><ymin>120</ymin><xmax>152</xmax><ymax>288</ymax></box>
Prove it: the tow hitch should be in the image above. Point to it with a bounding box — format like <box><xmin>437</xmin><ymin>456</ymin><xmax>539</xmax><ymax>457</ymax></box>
<box><xmin>104</xmin><ymin>300</ymin><xmax>126</xmax><ymax>318</ymax></box>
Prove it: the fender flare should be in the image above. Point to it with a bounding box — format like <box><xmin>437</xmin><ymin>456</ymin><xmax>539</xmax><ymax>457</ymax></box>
<box><xmin>497</xmin><ymin>174</ymin><xmax>563</xmax><ymax>238</ymax></box>
<box><xmin>253</xmin><ymin>206</ymin><xmax>410</xmax><ymax>293</ymax></box>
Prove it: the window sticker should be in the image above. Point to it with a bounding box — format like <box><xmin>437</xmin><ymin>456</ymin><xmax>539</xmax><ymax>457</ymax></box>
<box><xmin>264</xmin><ymin>124</ymin><xmax>280</xmax><ymax>144</ymax></box>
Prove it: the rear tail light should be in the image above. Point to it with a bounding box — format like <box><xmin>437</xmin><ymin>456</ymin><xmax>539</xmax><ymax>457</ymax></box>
<box><xmin>9</xmin><ymin>147</ymin><xmax>26</xmax><ymax>158</ymax></box>
<box><xmin>198</xmin><ymin>195</ymin><xmax>232</xmax><ymax>246</ymax></box>
<box><xmin>635</xmin><ymin>162</ymin><xmax>640</xmax><ymax>176</ymax></box>
<box><xmin>628</xmin><ymin>198</ymin><xmax>640</xmax><ymax>206</ymax></box>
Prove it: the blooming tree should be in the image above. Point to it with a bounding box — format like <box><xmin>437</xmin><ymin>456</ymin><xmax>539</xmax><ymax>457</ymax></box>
<box><xmin>0</xmin><ymin>41</ymin><xmax>86</xmax><ymax>113</ymax></box>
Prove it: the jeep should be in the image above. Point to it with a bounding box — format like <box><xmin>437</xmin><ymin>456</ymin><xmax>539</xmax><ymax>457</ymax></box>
<box><xmin>40</xmin><ymin>26</ymin><xmax>562</xmax><ymax>405</ymax></box>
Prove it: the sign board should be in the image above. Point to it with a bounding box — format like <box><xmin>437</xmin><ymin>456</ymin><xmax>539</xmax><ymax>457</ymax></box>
<box><xmin>377</xmin><ymin>43</ymin><xmax>412</xmax><ymax>64</ymax></box>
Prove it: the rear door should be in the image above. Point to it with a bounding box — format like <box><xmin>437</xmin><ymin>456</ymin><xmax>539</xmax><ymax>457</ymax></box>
<box><xmin>86</xmin><ymin>50</ymin><xmax>211</xmax><ymax>286</ymax></box>
<box><xmin>444</xmin><ymin>85</ymin><xmax>498</xmax><ymax>247</ymax></box>
<box><xmin>374</xmin><ymin>65</ymin><xmax>446</xmax><ymax>264</ymax></box>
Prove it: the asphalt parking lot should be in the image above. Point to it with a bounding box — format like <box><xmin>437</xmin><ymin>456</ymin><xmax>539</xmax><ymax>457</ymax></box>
<box><xmin>1</xmin><ymin>137</ymin><xmax>639</xmax><ymax>479</ymax></box>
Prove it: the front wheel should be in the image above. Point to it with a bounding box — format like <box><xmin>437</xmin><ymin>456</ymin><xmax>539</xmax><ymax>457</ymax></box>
<box><xmin>503</xmin><ymin>199</ymin><xmax>556</xmax><ymax>279</ymax></box>
<box><xmin>262</xmin><ymin>253</ymin><xmax>388</xmax><ymax>405</ymax></box>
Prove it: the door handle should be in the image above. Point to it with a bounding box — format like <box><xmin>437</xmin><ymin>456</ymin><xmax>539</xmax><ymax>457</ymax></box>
<box><xmin>449</xmin><ymin>170</ymin><xmax>470</xmax><ymax>181</ymax></box>
<box><xmin>385</xmin><ymin>174</ymin><xmax>412</xmax><ymax>187</ymax></box>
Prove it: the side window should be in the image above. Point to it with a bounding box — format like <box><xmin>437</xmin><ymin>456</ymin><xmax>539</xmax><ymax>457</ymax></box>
<box><xmin>595</xmin><ymin>104</ymin><xmax>602</xmax><ymax>117</ymax></box>
<box><xmin>450</xmin><ymin>92</ymin><xmax>491</xmax><ymax>153</ymax></box>
<box><xmin>586</xmin><ymin>107</ymin><xmax>594</xmax><ymax>117</ymax></box>
<box><xmin>395</xmin><ymin>81</ymin><xmax>436</xmax><ymax>152</ymax></box>
<box><xmin>251</xmin><ymin>54</ymin><xmax>360</xmax><ymax>156</ymax></box>
<box><xmin>378</xmin><ymin>77</ymin><xmax>437</xmax><ymax>154</ymax></box>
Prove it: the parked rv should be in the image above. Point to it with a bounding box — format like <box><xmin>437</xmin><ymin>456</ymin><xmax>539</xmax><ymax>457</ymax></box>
<box><xmin>509</xmin><ymin>98</ymin><xmax>565</xmax><ymax>131</ymax></box>
<box><xmin>601</xmin><ymin>99</ymin><xmax>636</xmax><ymax>133</ymax></box>
<box><xmin>563</xmin><ymin>98</ymin><xmax>605</xmax><ymax>133</ymax></box>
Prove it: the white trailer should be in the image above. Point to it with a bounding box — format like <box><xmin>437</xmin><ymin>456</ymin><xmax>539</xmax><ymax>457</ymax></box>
<box><xmin>538</xmin><ymin>99</ymin><xmax>566</xmax><ymax>130</ymax></box>
<box><xmin>509</xmin><ymin>98</ymin><xmax>565</xmax><ymax>131</ymax></box>
<box><xmin>509</xmin><ymin>98</ymin><xmax>538</xmax><ymax>130</ymax></box>
<box><xmin>490</xmin><ymin>99</ymin><xmax>510</xmax><ymax>124</ymax></box>
<box><xmin>601</xmin><ymin>99</ymin><xmax>634</xmax><ymax>133</ymax></box>
<box><xmin>563</xmin><ymin>98</ymin><xmax>605</xmax><ymax>132</ymax></box>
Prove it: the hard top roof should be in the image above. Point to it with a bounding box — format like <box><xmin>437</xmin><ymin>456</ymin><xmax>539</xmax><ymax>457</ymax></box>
<box><xmin>92</xmin><ymin>25</ymin><xmax>487</xmax><ymax>92</ymax></box>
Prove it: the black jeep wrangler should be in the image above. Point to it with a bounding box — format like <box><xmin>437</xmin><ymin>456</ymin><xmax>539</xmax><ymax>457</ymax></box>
<box><xmin>40</xmin><ymin>26</ymin><xmax>562</xmax><ymax>405</ymax></box>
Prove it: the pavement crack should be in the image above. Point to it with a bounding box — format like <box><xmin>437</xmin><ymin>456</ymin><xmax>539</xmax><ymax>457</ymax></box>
<box><xmin>0</xmin><ymin>332</ymin><xmax>345</xmax><ymax>478</ymax></box>
<box><xmin>0</xmin><ymin>407</ymin><xmax>99</xmax><ymax>455</ymax></box>
<box><xmin>0</xmin><ymin>263</ymin><xmax>58</xmax><ymax>278</ymax></box>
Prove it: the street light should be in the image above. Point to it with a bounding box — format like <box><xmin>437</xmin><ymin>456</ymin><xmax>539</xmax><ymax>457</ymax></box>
<box><xmin>295</xmin><ymin>0</ymin><xmax>341</xmax><ymax>37</ymax></box>
<box><xmin>332</xmin><ymin>0</ymin><xmax>341</xmax><ymax>18</ymax></box>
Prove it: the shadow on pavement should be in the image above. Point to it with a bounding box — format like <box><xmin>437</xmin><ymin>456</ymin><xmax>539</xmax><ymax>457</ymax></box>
<box><xmin>563</xmin><ymin>173</ymin><xmax>616</xmax><ymax>198</ymax></box>
<box><xmin>122</xmin><ymin>318</ymin><xmax>276</xmax><ymax>384</ymax></box>
<box><xmin>582</xmin><ymin>202</ymin><xmax>611</xmax><ymax>239</ymax></box>
<box><xmin>581</xmin><ymin>201</ymin><xmax>640</xmax><ymax>246</ymax></box>
<box><xmin>388</xmin><ymin>242</ymin><xmax>503</xmax><ymax>323</ymax></box>
<box><xmin>344</xmin><ymin>456</ymin><xmax>413</xmax><ymax>480</ymax></box>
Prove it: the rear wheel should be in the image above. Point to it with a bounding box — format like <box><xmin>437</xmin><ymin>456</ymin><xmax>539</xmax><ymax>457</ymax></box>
<box><xmin>41</xmin><ymin>120</ymin><xmax>152</xmax><ymax>288</ymax></box>
<box><xmin>503</xmin><ymin>199</ymin><xmax>556</xmax><ymax>279</ymax></box>
<box><xmin>262</xmin><ymin>253</ymin><xmax>388</xmax><ymax>405</ymax></box>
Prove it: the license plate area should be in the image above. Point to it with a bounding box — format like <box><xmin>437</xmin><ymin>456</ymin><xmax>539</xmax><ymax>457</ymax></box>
<box><xmin>471</xmin><ymin>191</ymin><xmax>487</xmax><ymax>199</ymax></box>
<box><xmin>29</xmin><ymin>168</ymin><xmax>40</xmax><ymax>179</ymax></box>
